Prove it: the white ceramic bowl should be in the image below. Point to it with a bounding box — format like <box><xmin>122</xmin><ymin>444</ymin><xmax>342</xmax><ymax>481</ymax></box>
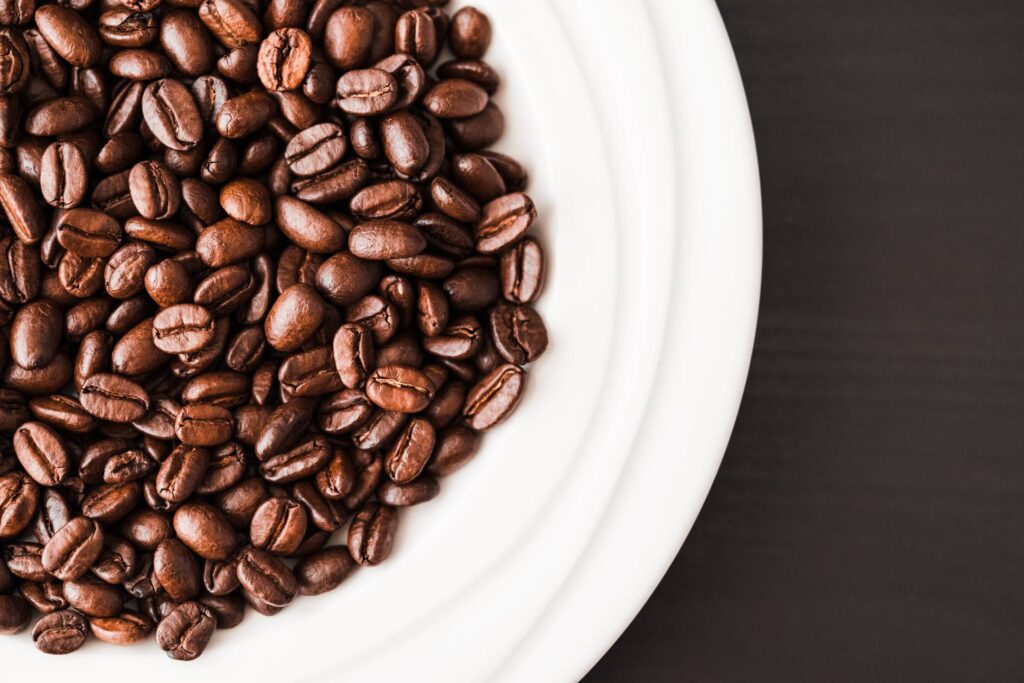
<box><xmin>0</xmin><ymin>0</ymin><xmax>760</xmax><ymax>679</ymax></box>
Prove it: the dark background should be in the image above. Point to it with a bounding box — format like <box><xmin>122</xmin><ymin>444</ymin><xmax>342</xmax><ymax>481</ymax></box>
<box><xmin>587</xmin><ymin>1</ymin><xmax>1024</xmax><ymax>680</ymax></box>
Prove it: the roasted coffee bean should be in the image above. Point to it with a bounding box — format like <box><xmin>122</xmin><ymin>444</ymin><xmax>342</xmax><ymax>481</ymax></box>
<box><xmin>14</xmin><ymin>421</ymin><xmax>72</xmax><ymax>487</ymax></box>
<box><xmin>324</xmin><ymin>7</ymin><xmax>375</xmax><ymax>70</ymax></box>
<box><xmin>348</xmin><ymin>502</ymin><xmax>397</xmax><ymax>566</ymax></box>
<box><xmin>81</xmin><ymin>374</ymin><xmax>151</xmax><ymax>423</ymax></box>
<box><xmin>295</xmin><ymin>545</ymin><xmax>357</xmax><ymax>595</ymax></box>
<box><xmin>173</xmin><ymin>501</ymin><xmax>236</xmax><ymax>560</ymax></box>
<box><xmin>0</xmin><ymin>593</ymin><xmax>30</xmax><ymax>634</ymax></box>
<box><xmin>175</xmin><ymin>404</ymin><xmax>234</xmax><ymax>447</ymax></box>
<box><xmin>265</xmin><ymin>283</ymin><xmax>325</xmax><ymax>352</ymax></box>
<box><xmin>90</xmin><ymin>611</ymin><xmax>154</xmax><ymax>645</ymax></box>
<box><xmin>32</xmin><ymin>609</ymin><xmax>89</xmax><ymax>654</ymax></box>
<box><xmin>450</xmin><ymin>7</ymin><xmax>492</xmax><ymax>60</ymax></box>
<box><xmin>142</xmin><ymin>79</ymin><xmax>203</xmax><ymax>152</ymax></box>
<box><xmin>500</xmin><ymin>237</ymin><xmax>544</xmax><ymax>304</ymax></box>
<box><xmin>156</xmin><ymin>600</ymin><xmax>216</xmax><ymax>661</ymax></box>
<box><xmin>235</xmin><ymin>546</ymin><xmax>296</xmax><ymax>614</ymax></box>
<box><xmin>81</xmin><ymin>482</ymin><xmax>142</xmax><ymax>525</ymax></box>
<box><xmin>257</xmin><ymin>28</ymin><xmax>313</xmax><ymax>92</ymax></box>
<box><xmin>196</xmin><ymin>218</ymin><xmax>266</xmax><ymax>268</ymax></box>
<box><xmin>395</xmin><ymin>9</ymin><xmax>438</xmax><ymax>66</ymax></box>
<box><xmin>275</xmin><ymin>195</ymin><xmax>346</xmax><ymax>252</ymax></box>
<box><xmin>104</xmin><ymin>242</ymin><xmax>157</xmax><ymax>299</ymax></box>
<box><xmin>41</xmin><ymin>517</ymin><xmax>104</xmax><ymax>581</ymax></box>
<box><xmin>196</xmin><ymin>442</ymin><xmax>247</xmax><ymax>495</ymax></box>
<box><xmin>490</xmin><ymin>302</ymin><xmax>549</xmax><ymax>364</ymax></box>
<box><xmin>337</xmin><ymin>68</ymin><xmax>399</xmax><ymax>116</ymax></box>
<box><xmin>145</xmin><ymin>259</ymin><xmax>191</xmax><ymax>308</ymax></box>
<box><xmin>11</xmin><ymin>299</ymin><xmax>62</xmax><ymax>369</ymax></box>
<box><xmin>154</xmin><ymin>538</ymin><xmax>201</xmax><ymax>602</ymax></box>
<box><xmin>384</xmin><ymin>417</ymin><xmax>435</xmax><ymax>484</ymax></box>
<box><xmin>152</xmin><ymin>304</ymin><xmax>216</xmax><ymax>355</ymax></box>
<box><xmin>156</xmin><ymin>445</ymin><xmax>210</xmax><ymax>503</ymax></box>
<box><xmin>318</xmin><ymin>389</ymin><xmax>373</xmax><ymax>435</ymax></box>
<box><xmin>33</xmin><ymin>488</ymin><xmax>73</xmax><ymax>544</ymax></box>
<box><xmin>377</xmin><ymin>475</ymin><xmax>439</xmax><ymax>507</ymax></box>
<box><xmin>40</xmin><ymin>141</ymin><xmax>89</xmax><ymax>209</ymax></box>
<box><xmin>62</xmin><ymin>578</ymin><xmax>124</xmax><ymax>618</ymax></box>
<box><xmin>250</xmin><ymin>496</ymin><xmax>307</xmax><ymax>555</ymax></box>
<box><xmin>215</xmin><ymin>91</ymin><xmax>276</xmax><ymax>139</ymax></box>
<box><xmin>381</xmin><ymin>110</ymin><xmax>429</xmax><ymax>176</ymax></box>
<box><xmin>5</xmin><ymin>541</ymin><xmax>46</xmax><ymax>581</ymax></box>
<box><xmin>366</xmin><ymin>365</ymin><xmax>435</xmax><ymax>413</ymax></box>
<box><xmin>315</xmin><ymin>252</ymin><xmax>381</xmax><ymax>307</ymax></box>
<box><xmin>315</xmin><ymin>448</ymin><xmax>355</xmax><ymax>501</ymax></box>
<box><xmin>0</xmin><ymin>172</ymin><xmax>45</xmax><ymax>243</ymax></box>
<box><xmin>130</xmin><ymin>160</ymin><xmax>182</xmax><ymax>221</ymax></box>
<box><xmin>259</xmin><ymin>436</ymin><xmax>331</xmax><ymax>484</ymax></box>
<box><xmin>220</xmin><ymin>178</ymin><xmax>271</xmax><ymax>225</ymax></box>
<box><xmin>464</xmin><ymin>363</ymin><xmax>526</xmax><ymax>430</ymax></box>
<box><xmin>349</xmin><ymin>220</ymin><xmax>426</xmax><ymax>260</ymax></box>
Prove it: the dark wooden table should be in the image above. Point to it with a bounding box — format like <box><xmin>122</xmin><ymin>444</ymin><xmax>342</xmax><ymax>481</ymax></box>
<box><xmin>587</xmin><ymin>1</ymin><xmax>1024</xmax><ymax>680</ymax></box>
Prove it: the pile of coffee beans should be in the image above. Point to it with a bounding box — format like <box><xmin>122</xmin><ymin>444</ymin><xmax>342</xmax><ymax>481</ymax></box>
<box><xmin>0</xmin><ymin>0</ymin><xmax>547</xmax><ymax>660</ymax></box>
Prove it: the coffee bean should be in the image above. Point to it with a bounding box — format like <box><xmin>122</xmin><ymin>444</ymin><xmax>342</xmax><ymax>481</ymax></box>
<box><xmin>40</xmin><ymin>141</ymin><xmax>89</xmax><ymax>209</ymax></box>
<box><xmin>337</xmin><ymin>68</ymin><xmax>399</xmax><ymax>116</ymax></box>
<box><xmin>41</xmin><ymin>516</ymin><xmax>104</xmax><ymax>581</ymax></box>
<box><xmin>348</xmin><ymin>502</ymin><xmax>397</xmax><ymax>566</ymax></box>
<box><xmin>366</xmin><ymin>365</ymin><xmax>435</xmax><ymax>413</ymax></box>
<box><xmin>349</xmin><ymin>220</ymin><xmax>426</xmax><ymax>260</ymax></box>
<box><xmin>295</xmin><ymin>546</ymin><xmax>357</xmax><ymax>595</ymax></box>
<box><xmin>154</xmin><ymin>538</ymin><xmax>202</xmax><ymax>602</ymax></box>
<box><xmin>254</xmin><ymin>27</ymin><xmax>312</xmax><ymax>92</ymax></box>
<box><xmin>235</xmin><ymin>546</ymin><xmax>296</xmax><ymax>615</ymax></box>
<box><xmin>171</xmin><ymin>502</ymin><xmax>237</xmax><ymax>562</ymax></box>
<box><xmin>0</xmin><ymin>594</ymin><xmax>30</xmax><ymax>634</ymax></box>
<box><xmin>89</xmin><ymin>611</ymin><xmax>154</xmax><ymax>645</ymax></box>
<box><xmin>464</xmin><ymin>363</ymin><xmax>526</xmax><ymax>430</ymax></box>
<box><xmin>0</xmin><ymin>172</ymin><xmax>45</xmax><ymax>243</ymax></box>
<box><xmin>325</xmin><ymin>7</ymin><xmax>375</xmax><ymax>70</ymax></box>
<box><xmin>220</xmin><ymin>178</ymin><xmax>271</xmax><ymax>226</ymax></box>
<box><xmin>259</xmin><ymin>436</ymin><xmax>331</xmax><ymax>484</ymax></box>
<box><xmin>265</xmin><ymin>283</ymin><xmax>325</xmax><ymax>352</ymax></box>
<box><xmin>216</xmin><ymin>91</ymin><xmax>276</xmax><ymax>139</ymax></box>
<box><xmin>11</xmin><ymin>299</ymin><xmax>63</xmax><ymax>369</ymax></box>
<box><xmin>450</xmin><ymin>7</ymin><xmax>492</xmax><ymax>60</ymax></box>
<box><xmin>156</xmin><ymin>601</ymin><xmax>216</xmax><ymax>661</ymax></box>
<box><xmin>142</xmin><ymin>79</ymin><xmax>203</xmax><ymax>152</ymax></box>
<box><xmin>62</xmin><ymin>578</ymin><xmax>124</xmax><ymax>617</ymax></box>
<box><xmin>81</xmin><ymin>482</ymin><xmax>142</xmax><ymax>525</ymax></box>
<box><xmin>395</xmin><ymin>9</ymin><xmax>438</xmax><ymax>66</ymax></box>
<box><xmin>156</xmin><ymin>445</ymin><xmax>211</xmax><ymax>503</ymax></box>
<box><xmin>490</xmin><ymin>302</ymin><xmax>549</xmax><ymax>365</ymax></box>
<box><xmin>250</xmin><ymin>496</ymin><xmax>307</xmax><ymax>555</ymax></box>
<box><xmin>152</xmin><ymin>304</ymin><xmax>216</xmax><ymax>355</ymax></box>
<box><xmin>381</xmin><ymin>110</ymin><xmax>429</xmax><ymax>176</ymax></box>
<box><xmin>275</xmin><ymin>195</ymin><xmax>347</xmax><ymax>253</ymax></box>
<box><xmin>384</xmin><ymin>417</ymin><xmax>435</xmax><ymax>484</ymax></box>
<box><xmin>196</xmin><ymin>218</ymin><xmax>267</xmax><ymax>268</ymax></box>
<box><xmin>81</xmin><ymin>373</ymin><xmax>151</xmax><ymax>423</ymax></box>
<box><xmin>175</xmin><ymin>404</ymin><xmax>234</xmax><ymax>447</ymax></box>
<box><xmin>14</xmin><ymin>421</ymin><xmax>72</xmax><ymax>487</ymax></box>
<box><xmin>32</xmin><ymin>609</ymin><xmax>89</xmax><ymax>654</ymax></box>
<box><xmin>130</xmin><ymin>160</ymin><xmax>182</xmax><ymax>221</ymax></box>
<box><xmin>377</xmin><ymin>475</ymin><xmax>440</xmax><ymax>507</ymax></box>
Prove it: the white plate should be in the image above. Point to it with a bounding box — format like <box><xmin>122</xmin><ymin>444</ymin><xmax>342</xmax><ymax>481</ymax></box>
<box><xmin>0</xmin><ymin>0</ymin><xmax>760</xmax><ymax>679</ymax></box>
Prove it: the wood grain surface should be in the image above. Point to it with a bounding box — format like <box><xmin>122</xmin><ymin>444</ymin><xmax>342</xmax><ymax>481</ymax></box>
<box><xmin>587</xmin><ymin>1</ymin><xmax>1024</xmax><ymax>680</ymax></box>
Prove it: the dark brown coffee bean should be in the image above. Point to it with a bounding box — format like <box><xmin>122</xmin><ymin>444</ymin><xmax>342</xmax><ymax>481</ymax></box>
<box><xmin>3</xmin><ymin>352</ymin><xmax>73</xmax><ymax>396</ymax></box>
<box><xmin>175</xmin><ymin>404</ymin><xmax>234</xmax><ymax>447</ymax></box>
<box><xmin>156</xmin><ymin>600</ymin><xmax>216</xmax><ymax>661</ymax></box>
<box><xmin>216</xmin><ymin>91</ymin><xmax>276</xmax><ymax>139</ymax></box>
<box><xmin>173</xmin><ymin>501</ymin><xmax>237</xmax><ymax>560</ymax></box>
<box><xmin>62</xmin><ymin>578</ymin><xmax>124</xmax><ymax>617</ymax></box>
<box><xmin>291</xmin><ymin>157</ymin><xmax>369</xmax><ymax>204</ymax></box>
<box><xmin>332</xmin><ymin>323</ymin><xmax>374</xmax><ymax>389</ymax></box>
<box><xmin>292</xmin><ymin>479</ymin><xmax>345</xmax><ymax>532</ymax></box>
<box><xmin>236</xmin><ymin>546</ymin><xmax>296</xmax><ymax>614</ymax></box>
<box><xmin>33</xmin><ymin>488</ymin><xmax>72</xmax><ymax>544</ymax></box>
<box><xmin>142</xmin><ymin>79</ymin><xmax>203</xmax><ymax>152</ymax></box>
<box><xmin>0</xmin><ymin>172</ymin><xmax>45</xmax><ymax>243</ymax></box>
<box><xmin>395</xmin><ymin>9</ymin><xmax>438</xmax><ymax>66</ymax></box>
<box><xmin>0</xmin><ymin>593</ymin><xmax>29</xmax><ymax>634</ymax></box>
<box><xmin>423</xmin><ymin>78</ymin><xmax>489</xmax><ymax>119</ymax></box>
<box><xmin>318</xmin><ymin>389</ymin><xmax>372</xmax><ymax>435</ymax></box>
<box><xmin>14</xmin><ymin>421</ymin><xmax>72</xmax><ymax>487</ymax></box>
<box><xmin>202</xmin><ymin>556</ymin><xmax>240</xmax><ymax>596</ymax></box>
<box><xmin>295</xmin><ymin>545</ymin><xmax>356</xmax><ymax>595</ymax></box>
<box><xmin>103</xmin><ymin>449</ymin><xmax>156</xmax><ymax>485</ymax></box>
<box><xmin>500</xmin><ymin>236</ymin><xmax>545</xmax><ymax>304</ymax></box>
<box><xmin>324</xmin><ymin>7</ymin><xmax>375</xmax><ymax>70</ymax></box>
<box><xmin>250</xmin><ymin>496</ymin><xmax>307</xmax><ymax>555</ymax></box>
<box><xmin>10</xmin><ymin>299</ymin><xmax>62</xmax><ymax>369</ymax></box>
<box><xmin>152</xmin><ymin>304</ymin><xmax>216</xmax><ymax>354</ymax></box>
<box><xmin>145</xmin><ymin>259</ymin><xmax>191</xmax><ymax>308</ymax></box>
<box><xmin>35</xmin><ymin>5</ymin><xmax>100</xmax><ymax>67</ymax></box>
<box><xmin>196</xmin><ymin>218</ymin><xmax>267</xmax><ymax>268</ymax></box>
<box><xmin>464</xmin><ymin>363</ymin><xmax>526</xmax><ymax>431</ymax></box>
<box><xmin>259</xmin><ymin>436</ymin><xmax>331</xmax><ymax>484</ymax></box>
<box><xmin>349</xmin><ymin>220</ymin><xmax>426</xmax><ymax>260</ymax></box>
<box><xmin>154</xmin><ymin>538</ymin><xmax>201</xmax><ymax>602</ymax></box>
<box><xmin>220</xmin><ymin>178</ymin><xmax>271</xmax><ymax>225</ymax></box>
<box><xmin>0</xmin><ymin>471</ymin><xmax>38</xmax><ymax>539</ymax></box>
<box><xmin>336</xmin><ymin>68</ymin><xmax>399</xmax><ymax>116</ymax></box>
<box><xmin>366</xmin><ymin>365</ymin><xmax>435</xmax><ymax>413</ymax></box>
<box><xmin>384</xmin><ymin>417</ymin><xmax>435</xmax><ymax>484</ymax></box>
<box><xmin>81</xmin><ymin>373</ymin><xmax>151</xmax><ymax>424</ymax></box>
<box><xmin>347</xmin><ymin>501</ymin><xmax>396</xmax><ymax>566</ymax></box>
<box><xmin>156</xmin><ymin>445</ymin><xmax>211</xmax><ymax>503</ymax></box>
<box><xmin>18</xmin><ymin>580</ymin><xmax>65</xmax><ymax>614</ymax></box>
<box><xmin>32</xmin><ymin>609</ymin><xmax>89</xmax><ymax>654</ymax></box>
<box><xmin>430</xmin><ymin>423</ymin><xmax>481</xmax><ymax>479</ymax></box>
<box><xmin>490</xmin><ymin>302</ymin><xmax>549</xmax><ymax>365</ymax></box>
<box><xmin>265</xmin><ymin>283</ymin><xmax>325</xmax><ymax>352</ymax></box>
<box><xmin>129</xmin><ymin>160</ymin><xmax>182</xmax><ymax>221</ymax></box>
<box><xmin>55</xmin><ymin>208</ymin><xmax>122</xmax><ymax>259</ymax></box>
<box><xmin>89</xmin><ymin>611</ymin><xmax>154</xmax><ymax>645</ymax></box>
<box><xmin>111</xmin><ymin>319</ymin><xmax>170</xmax><ymax>377</ymax></box>
<box><xmin>41</xmin><ymin>516</ymin><xmax>104</xmax><ymax>580</ymax></box>
<box><xmin>377</xmin><ymin>475</ymin><xmax>439</xmax><ymax>507</ymax></box>
<box><xmin>315</xmin><ymin>252</ymin><xmax>381</xmax><ymax>307</ymax></box>
<box><xmin>258</xmin><ymin>28</ymin><xmax>313</xmax><ymax>91</ymax></box>
<box><xmin>255</xmin><ymin>396</ymin><xmax>314</xmax><ymax>460</ymax></box>
<box><xmin>103</xmin><ymin>242</ymin><xmax>157</xmax><ymax>301</ymax></box>
<box><xmin>81</xmin><ymin>482</ymin><xmax>142</xmax><ymax>525</ymax></box>
<box><xmin>380</xmin><ymin>109</ymin><xmax>429</xmax><ymax>176</ymax></box>
<box><xmin>449</xmin><ymin>7</ymin><xmax>492</xmax><ymax>59</ymax></box>
<box><xmin>199</xmin><ymin>0</ymin><xmax>261</xmax><ymax>48</ymax></box>
<box><xmin>275</xmin><ymin>195</ymin><xmax>347</xmax><ymax>252</ymax></box>
<box><xmin>443</xmin><ymin>266</ymin><xmax>500</xmax><ymax>312</ymax></box>
<box><xmin>40</xmin><ymin>141</ymin><xmax>88</xmax><ymax>209</ymax></box>
<box><xmin>4</xmin><ymin>541</ymin><xmax>46</xmax><ymax>581</ymax></box>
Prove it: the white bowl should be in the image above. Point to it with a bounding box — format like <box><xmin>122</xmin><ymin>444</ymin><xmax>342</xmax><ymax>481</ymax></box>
<box><xmin>0</xmin><ymin>0</ymin><xmax>760</xmax><ymax>679</ymax></box>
